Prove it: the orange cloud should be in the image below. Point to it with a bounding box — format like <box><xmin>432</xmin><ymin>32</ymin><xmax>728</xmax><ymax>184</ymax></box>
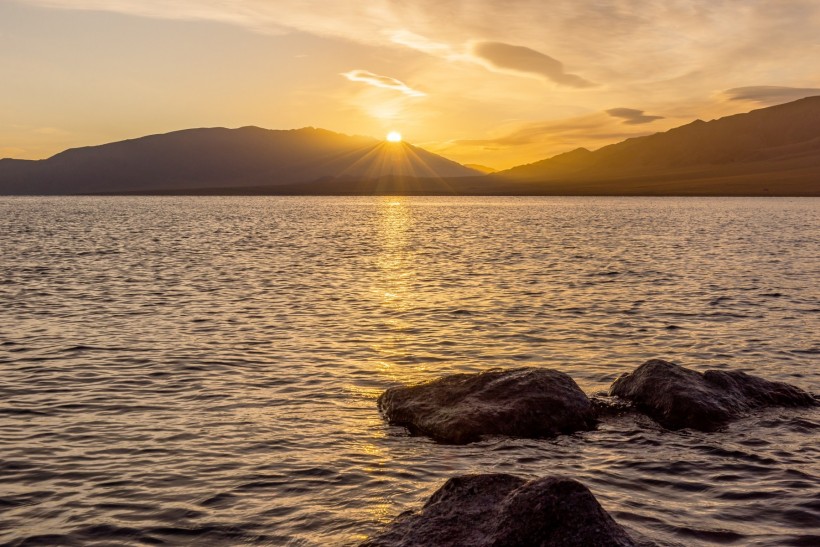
<box><xmin>471</xmin><ymin>42</ymin><xmax>594</xmax><ymax>88</ymax></box>
<box><xmin>724</xmin><ymin>86</ymin><xmax>820</xmax><ymax>105</ymax></box>
<box><xmin>606</xmin><ymin>108</ymin><xmax>663</xmax><ymax>125</ymax></box>
<box><xmin>453</xmin><ymin>114</ymin><xmax>647</xmax><ymax>148</ymax></box>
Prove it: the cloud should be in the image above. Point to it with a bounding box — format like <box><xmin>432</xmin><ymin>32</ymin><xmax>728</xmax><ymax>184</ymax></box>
<box><xmin>606</xmin><ymin>108</ymin><xmax>663</xmax><ymax>125</ymax></box>
<box><xmin>724</xmin><ymin>86</ymin><xmax>820</xmax><ymax>105</ymax></box>
<box><xmin>341</xmin><ymin>70</ymin><xmax>425</xmax><ymax>97</ymax></box>
<box><xmin>390</xmin><ymin>30</ymin><xmax>456</xmax><ymax>57</ymax></box>
<box><xmin>19</xmin><ymin>1</ymin><xmax>820</xmax><ymax>89</ymax></box>
<box><xmin>454</xmin><ymin>113</ymin><xmax>647</xmax><ymax>148</ymax></box>
<box><xmin>471</xmin><ymin>42</ymin><xmax>594</xmax><ymax>88</ymax></box>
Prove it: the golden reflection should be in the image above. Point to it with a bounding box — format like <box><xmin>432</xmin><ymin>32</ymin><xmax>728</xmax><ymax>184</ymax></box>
<box><xmin>375</xmin><ymin>198</ymin><xmax>413</xmax><ymax>311</ymax></box>
<box><xmin>372</xmin><ymin>198</ymin><xmax>418</xmax><ymax>383</ymax></box>
<box><xmin>340</xmin><ymin>385</ymin><xmax>394</xmax><ymax>529</ymax></box>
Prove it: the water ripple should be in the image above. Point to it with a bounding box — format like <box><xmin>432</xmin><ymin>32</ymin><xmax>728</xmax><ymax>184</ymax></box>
<box><xmin>0</xmin><ymin>196</ymin><xmax>818</xmax><ymax>546</ymax></box>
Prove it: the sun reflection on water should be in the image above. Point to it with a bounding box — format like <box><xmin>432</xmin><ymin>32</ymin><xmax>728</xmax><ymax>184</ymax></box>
<box><xmin>375</xmin><ymin>198</ymin><xmax>413</xmax><ymax>311</ymax></box>
<box><xmin>372</xmin><ymin>198</ymin><xmax>424</xmax><ymax>382</ymax></box>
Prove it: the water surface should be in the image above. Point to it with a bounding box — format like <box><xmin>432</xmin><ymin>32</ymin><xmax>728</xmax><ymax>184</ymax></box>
<box><xmin>1</xmin><ymin>196</ymin><xmax>818</xmax><ymax>546</ymax></box>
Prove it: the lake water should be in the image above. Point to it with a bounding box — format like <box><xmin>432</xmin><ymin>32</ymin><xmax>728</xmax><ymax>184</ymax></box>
<box><xmin>1</xmin><ymin>196</ymin><xmax>818</xmax><ymax>546</ymax></box>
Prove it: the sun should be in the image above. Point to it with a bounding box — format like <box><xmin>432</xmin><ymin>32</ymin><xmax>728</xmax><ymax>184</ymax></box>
<box><xmin>386</xmin><ymin>131</ymin><xmax>402</xmax><ymax>143</ymax></box>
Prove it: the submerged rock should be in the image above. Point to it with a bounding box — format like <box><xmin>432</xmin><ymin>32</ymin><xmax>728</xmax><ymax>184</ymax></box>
<box><xmin>378</xmin><ymin>368</ymin><xmax>596</xmax><ymax>444</ymax></box>
<box><xmin>361</xmin><ymin>474</ymin><xmax>646</xmax><ymax>547</ymax></box>
<box><xmin>610</xmin><ymin>359</ymin><xmax>817</xmax><ymax>431</ymax></box>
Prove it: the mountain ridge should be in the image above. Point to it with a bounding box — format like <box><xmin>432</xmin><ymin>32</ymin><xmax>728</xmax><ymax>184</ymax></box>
<box><xmin>0</xmin><ymin>126</ymin><xmax>481</xmax><ymax>195</ymax></box>
<box><xmin>496</xmin><ymin>96</ymin><xmax>820</xmax><ymax>183</ymax></box>
<box><xmin>1</xmin><ymin>97</ymin><xmax>820</xmax><ymax>195</ymax></box>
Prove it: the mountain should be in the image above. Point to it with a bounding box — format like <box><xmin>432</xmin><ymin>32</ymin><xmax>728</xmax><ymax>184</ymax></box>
<box><xmin>0</xmin><ymin>127</ymin><xmax>481</xmax><ymax>195</ymax></box>
<box><xmin>493</xmin><ymin>96</ymin><xmax>820</xmax><ymax>195</ymax></box>
<box><xmin>2</xmin><ymin>97</ymin><xmax>820</xmax><ymax>196</ymax></box>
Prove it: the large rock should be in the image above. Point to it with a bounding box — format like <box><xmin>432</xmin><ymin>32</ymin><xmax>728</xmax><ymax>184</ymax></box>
<box><xmin>361</xmin><ymin>474</ymin><xmax>646</xmax><ymax>547</ymax></box>
<box><xmin>378</xmin><ymin>368</ymin><xmax>596</xmax><ymax>444</ymax></box>
<box><xmin>610</xmin><ymin>359</ymin><xmax>817</xmax><ymax>431</ymax></box>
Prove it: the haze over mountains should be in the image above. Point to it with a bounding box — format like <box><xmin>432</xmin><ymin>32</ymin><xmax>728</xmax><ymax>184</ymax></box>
<box><xmin>1</xmin><ymin>97</ymin><xmax>819</xmax><ymax>196</ymax></box>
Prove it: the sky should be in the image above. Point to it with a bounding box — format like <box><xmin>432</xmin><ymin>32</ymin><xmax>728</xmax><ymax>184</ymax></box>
<box><xmin>2</xmin><ymin>0</ymin><xmax>820</xmax><ymax>169</ymax></box>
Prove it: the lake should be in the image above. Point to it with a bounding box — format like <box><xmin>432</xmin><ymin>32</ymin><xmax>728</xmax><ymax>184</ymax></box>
<box><xmin>1</xmin><ymin>196</ymin><xmax>818</xmax><ymax>546</ymax></box>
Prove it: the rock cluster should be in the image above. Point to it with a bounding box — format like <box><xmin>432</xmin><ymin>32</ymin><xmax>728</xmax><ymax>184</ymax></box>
<box><xmin>379</xmin><ymin>360</ymin><xmax>816</xmax><ymax>442</ymax></box>
<box><xmin>368</xmin><ymin>360</ymin><xmax>816</xmax><ymax>545</ymax></box>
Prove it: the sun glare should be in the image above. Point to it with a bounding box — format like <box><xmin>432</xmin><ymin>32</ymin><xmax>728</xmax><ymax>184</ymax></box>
<box><xmin>386</xmin><ymin>131</ymin><xmax>402</xmax><ymax>143</ymax></box>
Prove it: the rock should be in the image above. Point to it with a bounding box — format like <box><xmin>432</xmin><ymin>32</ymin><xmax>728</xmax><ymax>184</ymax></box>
<box><xmin>609</xmin><ymin>359</ymin><xmax>817</xmax><ymax>431</ymax></box>
<box><xmin>361</xmin><ymin>474</ymin><xmax>646</xmax><ymax>547</ymax></box>
<box><xmin>378</xmin><ymin>368</ymin><xmax>596</xmax><ymax>444</ymax></box>
<box><xmin>589</xmin><ymin>394</ymin><xmax>636</xmax><ymax>418</ymax></box>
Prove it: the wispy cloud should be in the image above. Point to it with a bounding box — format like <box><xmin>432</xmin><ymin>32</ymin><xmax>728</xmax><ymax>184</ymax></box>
<box><xmin>471</xmin><ymin>42</ymin><xmax>594</xmax><ymax>88</ymax></box>
<box><xmin>390</xmin><ymin>30</ymin><xmax>456</xmax><ymax>58</ymax></box>
<box><xmin>724</xmin><ymin>86</ymin><xmax>820</xmax><ymax>105</ymax></box>
<box><xmin>341</xmin><ymin>70</ymin><xmax>425</xmax><ymax>97</ymax></box>
<box><xmin>453</xmin><ymin>113</ymin><xmax>648</xmax><ymax>148</ymax></box>
<box><xmin>606</xmin><ymin>108</ymin><xmax>663</xmax><ymax>125</ymax></box>
<box><xmin>20</xmin><ymin>1</ymin><xmax>820</xmax><ymax>89</ymax></box>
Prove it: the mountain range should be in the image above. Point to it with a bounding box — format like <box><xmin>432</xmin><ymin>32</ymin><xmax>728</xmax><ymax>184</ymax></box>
<box><xmin>0</xmin><ymin>127</ymin><xmax>480</xmax><ymax>195</ymax></box>
<box><xmin>2</xmin><ymin>96</ymin><xmax>819</xmax><ymax>196</ymax></box>
<box><xmin>491</xmin><ymin>95</ymin><xmax>820</xmax><ymax>195</ymax></box>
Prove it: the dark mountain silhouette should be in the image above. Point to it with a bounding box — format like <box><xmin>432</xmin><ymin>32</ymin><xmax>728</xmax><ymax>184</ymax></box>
<box><xmin>0</xmin><ymin>127</ymin><xmax>481</xmax><ymax>194</ymax></box>
<box><xmin>492</xmin><ymin>96</ymin><xmax>820</xmax><ymax>194</ymax></box>
<box><xmin>1</xmin><ymin>97</ymin><xmax>819</xmax><ymax>195</ymax></box>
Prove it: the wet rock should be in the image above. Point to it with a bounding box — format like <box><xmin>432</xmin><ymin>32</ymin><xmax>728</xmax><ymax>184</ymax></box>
<box><xmin>610</xmin><ymin>359</ymin><xmax>817</xmax><ymax>431</ymax></box>
<box><xmin>378</xmin><ymin>368</ymin><xmax>596</xmax><ymax>444</ymax></box>
<box><xmin>361</xmin><ymin>474</ymin><xmax>646</xmax><ymax>547</ymax></box>
<box><xmin>590</xmin><ymin>394</ymin><xmax>636</xmax><ymax>418</ymax></box>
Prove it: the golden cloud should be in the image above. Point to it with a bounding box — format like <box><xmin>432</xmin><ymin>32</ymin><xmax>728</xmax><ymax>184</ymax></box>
<box><xmin>341</xmin><ymin>70</ymin><xmax>425</xmax><ymax>97</ymax></box>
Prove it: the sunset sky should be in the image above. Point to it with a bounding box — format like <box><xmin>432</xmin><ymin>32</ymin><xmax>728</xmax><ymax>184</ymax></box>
<box><xmin>3</xmin><ymin>1</ymin><xmax>820</xmax><ymax>168</ymax></box>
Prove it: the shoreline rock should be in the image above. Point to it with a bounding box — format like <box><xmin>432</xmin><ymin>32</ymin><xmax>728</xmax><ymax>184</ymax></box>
<box><xmin>378</xmin><ymin>368</ymin><xmax>596</xmax><ymax>444</ymax></box>
<box><xmin>609</xmin><ymin>359</ymin><xmax>817</xmax><ymax>431</ymax></box>
<box><xmin>361</xmin><ymin>473</ymin><xmax>649</xmax><ymax>547</ymax></box>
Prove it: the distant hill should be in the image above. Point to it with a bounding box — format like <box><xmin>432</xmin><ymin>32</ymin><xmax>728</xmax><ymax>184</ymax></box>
<box><xmin>0</xmin><ymin>127</ymin><xmax>481</xmax><ymax>195</ymax></box>
<box><xmin>2</xmin><ymin>97</ymin><xmax>820</xmax><ymax>195</ymax></box>
<box><xmin>492</xmin><ymin>96</ymin><xmax>820</xmax><ymax>195</ymax></box>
